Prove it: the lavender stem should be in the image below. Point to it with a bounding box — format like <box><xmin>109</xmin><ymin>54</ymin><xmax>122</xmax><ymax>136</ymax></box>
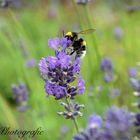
<box><xmin>65</xmin><ymin>93</ymin><xmax>79</xmax><ymax>133</ymax></box>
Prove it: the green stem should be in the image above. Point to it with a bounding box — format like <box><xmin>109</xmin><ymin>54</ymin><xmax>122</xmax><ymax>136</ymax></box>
<box><xmin>84</xmin><ymin>6</ymin><xmax>101</xmax><ymax>61</ymax></box>
<box><xmin>71</xmin><ymin>0</ymin><xmax>83</xmax><ymax>29</ymax></box>
<box><xmin>73</xmin><ymin>117</ymin><xmax>79</xmax><ymax>133</ymax></box>
<box><xmin>65</xmin><ymin>96</ymin><xmax>79</xmax><ymax>133</ymax></box>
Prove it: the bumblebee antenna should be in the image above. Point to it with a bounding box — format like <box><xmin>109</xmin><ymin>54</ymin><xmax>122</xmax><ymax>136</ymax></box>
<box><xmin>62</xmin><ymin>30</ymin><xmax>65</xmax><ymax>37</ymax></box>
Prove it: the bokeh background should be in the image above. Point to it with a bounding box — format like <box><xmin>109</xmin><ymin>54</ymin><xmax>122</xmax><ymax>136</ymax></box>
<box><xmin>0</xmin><ymin>0</ymin><xmax>140</xmax><ymax>139</ymax></box>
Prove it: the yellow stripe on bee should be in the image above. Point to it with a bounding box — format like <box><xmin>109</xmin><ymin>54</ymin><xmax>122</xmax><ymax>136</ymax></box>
<box><xmin>65</xmin><ymin>32</ymin><xmax>73</xmax><ymax>37</ymax></box>
<box><xmin>83</xmin><ymin>41</ymin><xmax>86</xmax><ymax>46</ymax></box>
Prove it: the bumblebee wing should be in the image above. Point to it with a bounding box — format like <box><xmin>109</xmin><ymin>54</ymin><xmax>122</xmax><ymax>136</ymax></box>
<box><xmin>78</xmin><ymin>29</ymin><xmax>96</xmax><ymax>35</ymax></box>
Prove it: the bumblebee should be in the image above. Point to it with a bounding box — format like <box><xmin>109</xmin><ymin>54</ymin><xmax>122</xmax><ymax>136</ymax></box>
<box><xmin>64</xmin><ymin>29</ymin><xmax>95</xmax><ymax>58</ymax></box>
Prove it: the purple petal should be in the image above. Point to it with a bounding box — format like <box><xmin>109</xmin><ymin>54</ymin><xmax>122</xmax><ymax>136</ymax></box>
<box><xmin>44</xmin><ymin>81</ymin><xmax>56</xmax><ymax>96</ymax></box>
<box><xmin>48</xmin><ymin>37</ymin><xmax>60</xmax><ymax>50</ymax></box>
<box><xmin>77</xmin><ymin>78</ymin><xmax>85</xmax><ymax>94</ymax></box>
<box><xmin>46</xmin><ymin>56</ymin><xmax>58</xmax><ymax>69</ymax></box>
<box><xmin>88</xmin><ymin>114</ymin><xmax>102</xmax><ymax>128</ymax></box>
<box><xmin>128</xmin><ymin>67</ymin><xmax>137</xmax><ymax>78</ymax></box>
<box><xmin>58</xmin><ymin>52</ymin><xmax>70</xmax><ymax>69</ymax></box>
<box><xmin>101</xmin><ymin>58</ymin><xmax>113</xmax><ymax>72</ymax></box>
<box><xmin>38</xmin><ymin>58</ymin><xmax>48</xmax><ymax>75</ymax></box>
<box><xmin>72</xmin><ymin>58</ymin><xmax>80</xmax><ymax>74</ymax></box>
<box><xmin>26</xmin><ymin>58</ymin><xmax>36</xmax><ymax>68</ymax></box>
<box><xmin>60</xmin><ymin>37</ymin><xmax>72</xmax><ymax>50</ymax></box>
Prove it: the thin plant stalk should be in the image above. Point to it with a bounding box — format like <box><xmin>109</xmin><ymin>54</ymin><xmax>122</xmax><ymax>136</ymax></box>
<box><xmin>71</xmin><ymin>0</ymin><xmax>84</xmax><ymax>29</ymax></box>
<box><xmin>65</xmin><ymin>93</ymin><xmax>79</xmax><ymax>133</ymax></box>
<box><xmin>83</xmin><ymin>5</ymin><xmax>101</xmax><ymax>61</ymax></box>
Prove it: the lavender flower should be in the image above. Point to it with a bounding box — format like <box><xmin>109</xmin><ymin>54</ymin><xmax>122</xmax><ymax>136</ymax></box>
<box><xmin>44</xmin><ymin>82</ymin><xmax>65</xmax><ymax>100</ymax></box>
<box><xmin>59</xmin><ymin>126</ymin><xmax>69</xmax><ymax>140</ymax></box>
<box><xmin>134</xmin><ymin>113</ymin><xmax>140</xmax><ymax>133</ymax></box>
<box><xmin>73</xmin><ymin>107</ymin><xmax>134</xmax><ymax>140</ymax></box>
<box><xmin>1</xmin><ymin>0</ymin><xmax>11</xmax><ymax>8</ymax></box>
<box><xmin>39</xmin><ymin>37</ymin><xmax>85</xmax><ymax>100</ymax></box>
<box><xmin>104</xmin><ymin>73</ymin><xmax>114</xmax><ymax>83</ymax></box>
<box><xmin>26</xmin><ymin>58</ymin><xmax>36</xmax><ymax>68</ymax></box>
<box><xmin>48</xmin><ymin>37</ymin><xmax>60</xmax><ymax>51</ymax></box>
<box><xmin>58</xmin><ymin>102</ymin><xmax>84</xmax><ymax>119</ymax></box>
<box><xmin>61</xmin><ymin>126</ymin><xmax>68</xmax><ymax>134</ymax></box>
<box><xmin>104</xmin><ymin>106</ymin><xmax>134</xmax><ymax>139</ymax></box>
<box><xmin>108</xmin><ymin>88</ymin><xmax>120</xmax><ymax>99</ymax></box>
<box><xmin>88</xmin><ymin>85</ymin><xmax>103</xmax><ymax>97</ymax></box>
<box><xmin>76</xmin><ymin>0</ymin><xmax>90</xmax><ymax>5</ymax></box>
<box><xmin>130</xmin><ymin>78</ymin><xmax>140</xmax><ymax>94</ymax></box>
<box><xmin>38</xmin><ymin>58</ymin><xmax>48</xmax><ymax>76</ymax></box>
<box><xmin>60</xmin><ymin>37</ymin><xmax>72</xmax><ymax>50</ymax></box>
<box><xmin>125</xmin><ymin>5</ymin><xmax>140</xmax><ymax>14</ymax></box>
<box><xmin>100</xmin><ymin>58</ymin><xmax>114</xmax><ymax>83</ymax></box>
<box><xmin>128</xmin><ymin>67</ymin><xmax>137</xmax><ymax>78</ymax></box>
<box><xmin>113</xmin><ymin>27</ymin><xmax>123</xmax><ymax>42</ymax></box>
<box><xmin>39</xmin><ymin>36</ymin><xmax>85</xmax><ymax>125</ymax></box>
<box><xmin>100</xmin><ymin>58</ymin><xmax>113</xmax><ymax>72</ymax></box>
<box><xmin>11</xmin><ymin>83</ymin><xmax>28</xmax><ymax>112</ymax></box>
<box><xmin>77</xmin><ymin>78</ymin><xmax>85</xmax><ymax>94</ymax></box>
<box><xmin>130</xmin><ymin>77</ymin><xmax>140</xmax><ymax>133</ymax></box>
<box><xmin>73</xmin><ymin>128</ymin><xmax>99</xmax><ymax>140</ymax></box>
<box><xmin>88</xmin><ymin>114</ymin><xmax>102</xmax><ymax>128</ymax></box>
<box><xmin>1</xmin><ymin>0</ymin><xmax>23</xmax><ymax>8</ymax></box>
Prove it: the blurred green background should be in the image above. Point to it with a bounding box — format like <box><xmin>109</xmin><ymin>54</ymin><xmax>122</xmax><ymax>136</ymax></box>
<box><xmin>0</xmin><ymin>0</ymin><xmax>140</xmax><ymax>139</ymax></box>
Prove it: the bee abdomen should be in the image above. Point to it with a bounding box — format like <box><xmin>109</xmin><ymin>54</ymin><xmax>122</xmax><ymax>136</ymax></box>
<box><xmin>77</xmin><ymin>50</ymin><xmax>86</xmax><ymax>58</ymax></box>
<box><xmin>77</xmin><ymin>45</ymin><xmax>86</xmax><ymax>58</ymax></box>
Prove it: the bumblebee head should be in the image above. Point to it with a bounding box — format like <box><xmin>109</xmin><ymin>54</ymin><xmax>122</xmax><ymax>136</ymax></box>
<box><xmin>65</xmin><ymin>32</ymin><xmax>78</xmax><ymax>41</ymax></box>
<box><xmin>65</xmin><ymin>32</ymin><xmax>73</xmax><ymax>37</ymax></box>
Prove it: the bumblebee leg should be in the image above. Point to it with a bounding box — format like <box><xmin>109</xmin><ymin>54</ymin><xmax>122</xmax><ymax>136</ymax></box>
<box><xmin>70</xmin><ymin>50</ymin><xmax>75</xmax><ymax>55</ymax></box>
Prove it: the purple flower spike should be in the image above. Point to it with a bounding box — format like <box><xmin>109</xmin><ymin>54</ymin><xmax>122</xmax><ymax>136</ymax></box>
<box><xmin>61</xmin><ymin>126</ymin><xmax>68</xmax><ymax>134</ymax></box>
<box><xmin>77</xmin><ymin>78</ymin><xmax>85</xmax><ymax>94</ymax></box>
<box><xmin>76</xmin><ymin>0</ymin><xmax>90</xmax><ymax>5</ymax></box>
<box><xmin>105</xmin><ymin>107</ymin><xmax>133</xmax><ymax>132</ymax></box>
<box><xmin>48</xmin><ymin>37</ymin><xmax>60</xmax><ymax>50</ymax></box>
<box><xmin>39</xmin><ymin>36</ymin><xmax>84</xmax><ymax>100</ymax></box>
<box><xmin>72</xmin><ymin>58</ymin><xmax>80</xmax><ymax>74</ymax></box>
<box><xmin>26</xmin><ymin>58</ymin><xmax>36</xmax><ymax>68</ymax></box>
<box><xmin>73</xmin><ymin>106</ymin><xmax>134</xmax><ymax>140</ymax></box>
<box><xmin>113</xmin><ymin>27</ymin><xmax>123</xmax><ymax>42</ymax></box>
<box><xmin>100</xmin><ymin>58</ymin><xmax>113</xmax><ymax>72</ymax></box>
<box><xmin>100</xmin><ymin>58</ymin><xmax>114</xmax><ymax>83</ymax></box>
<box><xmin>12</xmin><ymin>84</ymin><xmax>28</xmax><ymax>103</ymax></box>
<box><xmin>88</xmin><ymin>114</ymin><xmax>102</xmax><ymax>128</ymax></box>
<box><xmin>128</xmin><ymin>67</ymin><xmax>137</xmax><ymax>78</ymax></box>
<box><xmin>11</xmin><ymin>83</ymin><xmax>29</xmax><ymax>112</ymax></box>
<box><xmin>104</xmin><ymin>73</ymin><xmax>114</xmax><ymax>83</ymax></box>
<box><xmin>130</xmin><ymin>78</ymin><xmax>140</xmax><ymax>92</ymax></box>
